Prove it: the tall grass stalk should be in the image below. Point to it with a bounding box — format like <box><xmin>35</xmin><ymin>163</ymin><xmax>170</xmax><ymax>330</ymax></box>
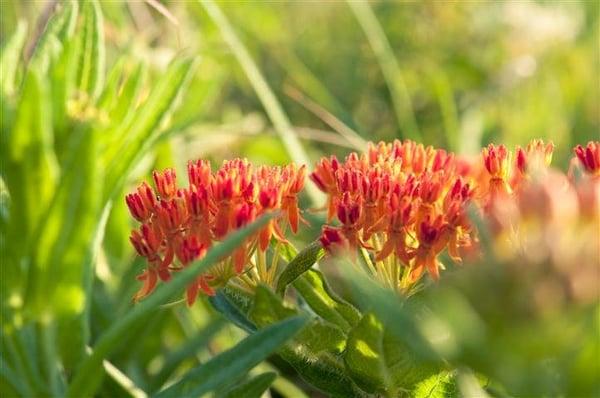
<box><xmin>347</xmin><ymin>0</ymin><xmax>422</xmax><ymax>142</ymax></box>
<box><xmin>198</xmin><ymin>0</ymin><xmax>323</xmax><ymax>205</ymax></box>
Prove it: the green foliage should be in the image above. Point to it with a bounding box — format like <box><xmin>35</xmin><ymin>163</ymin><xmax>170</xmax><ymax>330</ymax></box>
<box><xmin>344</xmin><ymin>313</ymin><xmax>437</xmax><ymax>394</ymax></box>
<box><xmin>2</xmin><ymin>1</ymin><xmax>597</xmax><ymax>397</ymax></box>
<box><xmin>293</xmin><ymin>269</ymin><xmax>360</xmax><ymax>332</ymax></box>
<box><xmin>276</xmin><ymin>240</ymin><xmax>324</xmax><ymax>295</ymax></box>
<box><xmin>222</xmin><ymin>371</ymin><xmax>277</xmax><ymax>398</ymax></box>
<box><xmin>155</xmin><ymin>316</ymin><xmax>308</xmax><ymax>397</ymax></box>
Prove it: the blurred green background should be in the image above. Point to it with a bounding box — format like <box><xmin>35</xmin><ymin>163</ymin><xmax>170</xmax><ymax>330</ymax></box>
<box><xmin>1</xmin><ymin>1</ymin><xmax>598</xmax><ymax>396</ymax></box>
<box><xmin>3</xmin><ymin>0</ymin><xmax>598</xmax><ymax>168</ymax></box>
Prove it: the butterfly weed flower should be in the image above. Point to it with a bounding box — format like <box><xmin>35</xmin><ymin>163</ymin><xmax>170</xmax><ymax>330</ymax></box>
<box><xmin>313</xmin><ymin>140</ymin><xmax>475</xmax><ymax>293</ymax></box>
<box><xmin>313</xmin><ymin>138</ymin><xmax>595</xmax><ymax>295</ymax></box>
<box><xmin>126</xmin><ymin>159</ymin><xmax>306</xmax><ymax>305</ymax></box>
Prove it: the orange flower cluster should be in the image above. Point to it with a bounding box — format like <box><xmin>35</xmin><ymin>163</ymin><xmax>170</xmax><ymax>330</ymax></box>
<box><xmin>311</xmin><ymin>140</ymin><xmax>476</xmax><ymax>288</ymax></box>
<box><xmin>313</xmin><ymin>139</ymin><xmax>599</xmax><ymax>292</ymax></box>
<box><xmin>126</xmin><ymin>159</ymin><xmax>305</xmax><ymax>305</ymax></box>
<box><xmin>126</xmin><ymin>140</ymin><xmax>598</xmax><ymax>302</ymax></box>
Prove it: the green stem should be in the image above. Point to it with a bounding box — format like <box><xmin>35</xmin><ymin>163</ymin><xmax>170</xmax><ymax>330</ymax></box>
<box><xmin>198</xmin><ymin>0</ymin><xmax>322</xmax><ymax>204</ymax></box>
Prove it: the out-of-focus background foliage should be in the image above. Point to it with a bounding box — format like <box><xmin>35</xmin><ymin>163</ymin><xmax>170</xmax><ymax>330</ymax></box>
<box><xmin>1</xmin><ymin>1</ymin><xmax>598</xmax><ymax>397</ymax></box>
<box><xmin>3</xmin><ymin>0</ymin><xmax>598</xmax><ymax>165</ymax></box>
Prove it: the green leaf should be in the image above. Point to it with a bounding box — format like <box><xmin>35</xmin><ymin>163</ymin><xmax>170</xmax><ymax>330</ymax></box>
<box><xmin>0</xmin><ymin>19</ymin><xmax>27</xmax><ymax>97</ymax></box>
<box><xmin>276</xmin><ymin>241</ymin><xmax>324</xmax><ymax>295</ymax></box>
<box><xmin>106</xmin><ymin>62</ymin><xmax>147</xmax><ymax>123</ymax></box>
<box><xmin>77</xmin><ymin>0</ymin><xmax>105</xmax><ymax>99</ymax></box>
<box><xmin>343</xmin><ymin>269</ymin><xmax>441</xmax><ymax>363</ymax></box>
<box><xmin>280</xmin><ymin>349</ymin><xmax>366</xmax><ymax>398</ymax></box>
<box><xmin>412</xmin><ymin>371</ymin><xmax>458</xmax><ymax>398</ymax></box>
<box><xmin>223</xmin><ymin>372</ymin><xmax>277</xmax><ymax>398</ymax></box>
<box><xmin>155</xmin><ymin>316</ymin><xmax>308</xmax><ymax>398</ymax></box>
<box><xmin>344</xmin><ymin>313</ymin><xmax>437</xmax><ymax>394</ymax></box>
<box><xmin>344</xmin><ymin>313</ymin><xmax>391</xmax><ymax>393</ymax></box>
<box><xmin>249</xmin><ymin>285</ymin><xmax>359</xmax><ymax>397</ymax></box>
<box><xmin>66</xmin><ymin>213</ymin><xmax>276</xmax><ymax>398</ymax></box>
<box><xmin>250</xmin><ymin>284</ymin><xmax>346</xmax><ymax>354</ymax></box>
<box><xmin>104</xmin><ymin>57</ymin><xmax>197</xmax><ymax>198</ymax></box>
<box><xmin>30</xmin><ymin>1</ymin><xmax>78</xmax><ymax>72</ymax></box>
<box><xmin>293</xmin><ymin>269</ymin><xmax>361</xmax><ymax>332</ymax></box>
<box><xmin>209</xmin><ymin>290</ymin><xmax>256</xmax><ymax>333</ymax></box>
<box><xmin>2</xmin><ymin>67</ymin><xmax>57</xmax><ymax>304</ymax></box>
<box><xmin>149</xmin><ymin>319</ymin><xmax>226</xmax><ymax>392</ymax></box>
<box><xmin>4</xmin><ymin>67</ymin><xmax>57</xmax><ymax>243</ymax></box>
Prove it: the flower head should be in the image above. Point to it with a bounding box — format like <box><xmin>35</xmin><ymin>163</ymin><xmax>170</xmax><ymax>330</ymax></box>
<box><xmin>313</xmin><ymin>140</ymin><xmax>474</xmax><ymax>292</ymax></box>
<box><xmin>126</xmin><ymin>158</ymin><xmax>305</xmax><ymax>305</ymax></box>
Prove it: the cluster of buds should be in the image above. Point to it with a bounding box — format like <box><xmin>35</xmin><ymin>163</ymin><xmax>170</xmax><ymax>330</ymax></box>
<box><xmin>311</xmin><ymin>140</ymin><xmax>476</xmax><ymax>291</ymax></box>
<box><xmin>126</xmin><ymin>159</ymin><xmax>305</xmax><ymax>305</ymax></box>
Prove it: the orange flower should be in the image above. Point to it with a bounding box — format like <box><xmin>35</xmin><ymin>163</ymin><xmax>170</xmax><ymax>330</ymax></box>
<box><xmin>126</xmin><ymin>158</ymin><xmax>306</xmax><ymax>305</ymax></box>
<box><xmin>410</xmin><ymin>215</ymin><xmax>447</xmax><ymax>282</ymax></box>
<box><xmin>313</xmin><ymin>140</ymin><xmax>473</xmax><ymax>292</ymax></box>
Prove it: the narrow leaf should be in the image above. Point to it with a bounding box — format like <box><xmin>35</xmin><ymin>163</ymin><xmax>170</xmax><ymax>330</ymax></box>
<box><xmin>66</xmin><ymin>213</ymin><xmax>275</xmax><ymax>398</ymax></box>
<box><xmin>223</xmin><ymin>372</ymin><xmax>277</xmax><ymax>398</ymax></box>
<box><xmin>293</xmin><ymin>269</ymin><xmax>361</xmax><ymax>332</ymax></box>
<box><xmin>208</xmin><ymin>290</ymin><xmax>256</xmax><ymax>333</ymax></box>
<box><xmin>276</xmin><ymin>241</ymin><xmax>324</xmax><ymax>295</ymax></box>
<box><xmin>0</xmin><ymin>19</ymin><xmax>27</xmax><ymax>97</ymax></box>
<box><xmin>104</xmin><ymin>57</ymin><xmax>197</xmax><ymax>198</ymax></box>
<box><xmin>155</xmin><ymin>316</ymin><xmax>308</xmax><ymax>398</ymax></box>
<box><xmin>30</xmin><ymin>1</ymin><xmax>78</xmax><ymax>72</ymax></box>
<box><xmin>149</xmin><ymin>319</ymin><xmax>226</xmax><ymax>392</ymax></box>
<box><xmin>77</xmin><ymin>0</ymin><xmax>105</xmax><ymax>99</ymax></box>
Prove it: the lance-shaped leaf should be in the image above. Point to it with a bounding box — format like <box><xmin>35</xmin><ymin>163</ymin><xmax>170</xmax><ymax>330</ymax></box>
<box><xmin>222</xmin><ymin>371</ymin><xmax>277</xmax><ymax>398</ymax></box>
<box><xmin>293</xmin><ymin>269</ymin><xmax>360</xmax><ymax>332</ymax></box>
<box><xmin>1</xmin><ymin>67</ymin><xmax>58</xmax><ymax>304</ymax></box>
<box><xmin>209</xmin><ymin>290</ymin><xmax>256</xmax><ymax>333</ymax></box>
<box><xmin>276</xmin><ymin>241</ymin><xmax>324</xmax><ymax>295</ymax></box>
<box><xmin>76</xmin><ymin>0</ymin><xmax>105</xmax><ymax>99</ymax></box>
<box><xmin>0</xmin><ymin>19</ymin><xmax>27</xmax><ymax>97</ymax></box>
<box><xmin>67</xmin><ymin>213</ymin><xmax>276</xmax><ymax>398</ymax></box>
<box><xmin>30</xmin><ymin>0</ymin><xmax>79</xmax><ymax>72</ymax></box>
<box><xmin>104</xmin><ymin>56</ymin><xmax>197</xmax><ymax>198</ymax></box>
<box><xmin>155</xmin><ymin>316</ymin><xmax>308</xmax><ymax>398</ymax></box>
<box><xmin>149</xmin><ymin>319</ymin><xmax>226</xmax><ymax>392</ymax></box>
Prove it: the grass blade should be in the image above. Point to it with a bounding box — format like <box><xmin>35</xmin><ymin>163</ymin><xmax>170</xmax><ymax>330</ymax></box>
<box><xmin>198</xmin><ymin>0</ymin><xmax>322</xmax><ymax>204</ymax></box>
<box><xmin>155</xmin><ymin>316</ymin><xmax>308</xmax><ymax>398</ymax></box>
<box><xmin>66</xmin><ymin>213</ymin><xmax>276</xmax><ymax>397</ymax></box>
<box><xmin>347</xmin><ymin>0</ymin><xmax>421</xmax><ymax>142</ymax></box>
